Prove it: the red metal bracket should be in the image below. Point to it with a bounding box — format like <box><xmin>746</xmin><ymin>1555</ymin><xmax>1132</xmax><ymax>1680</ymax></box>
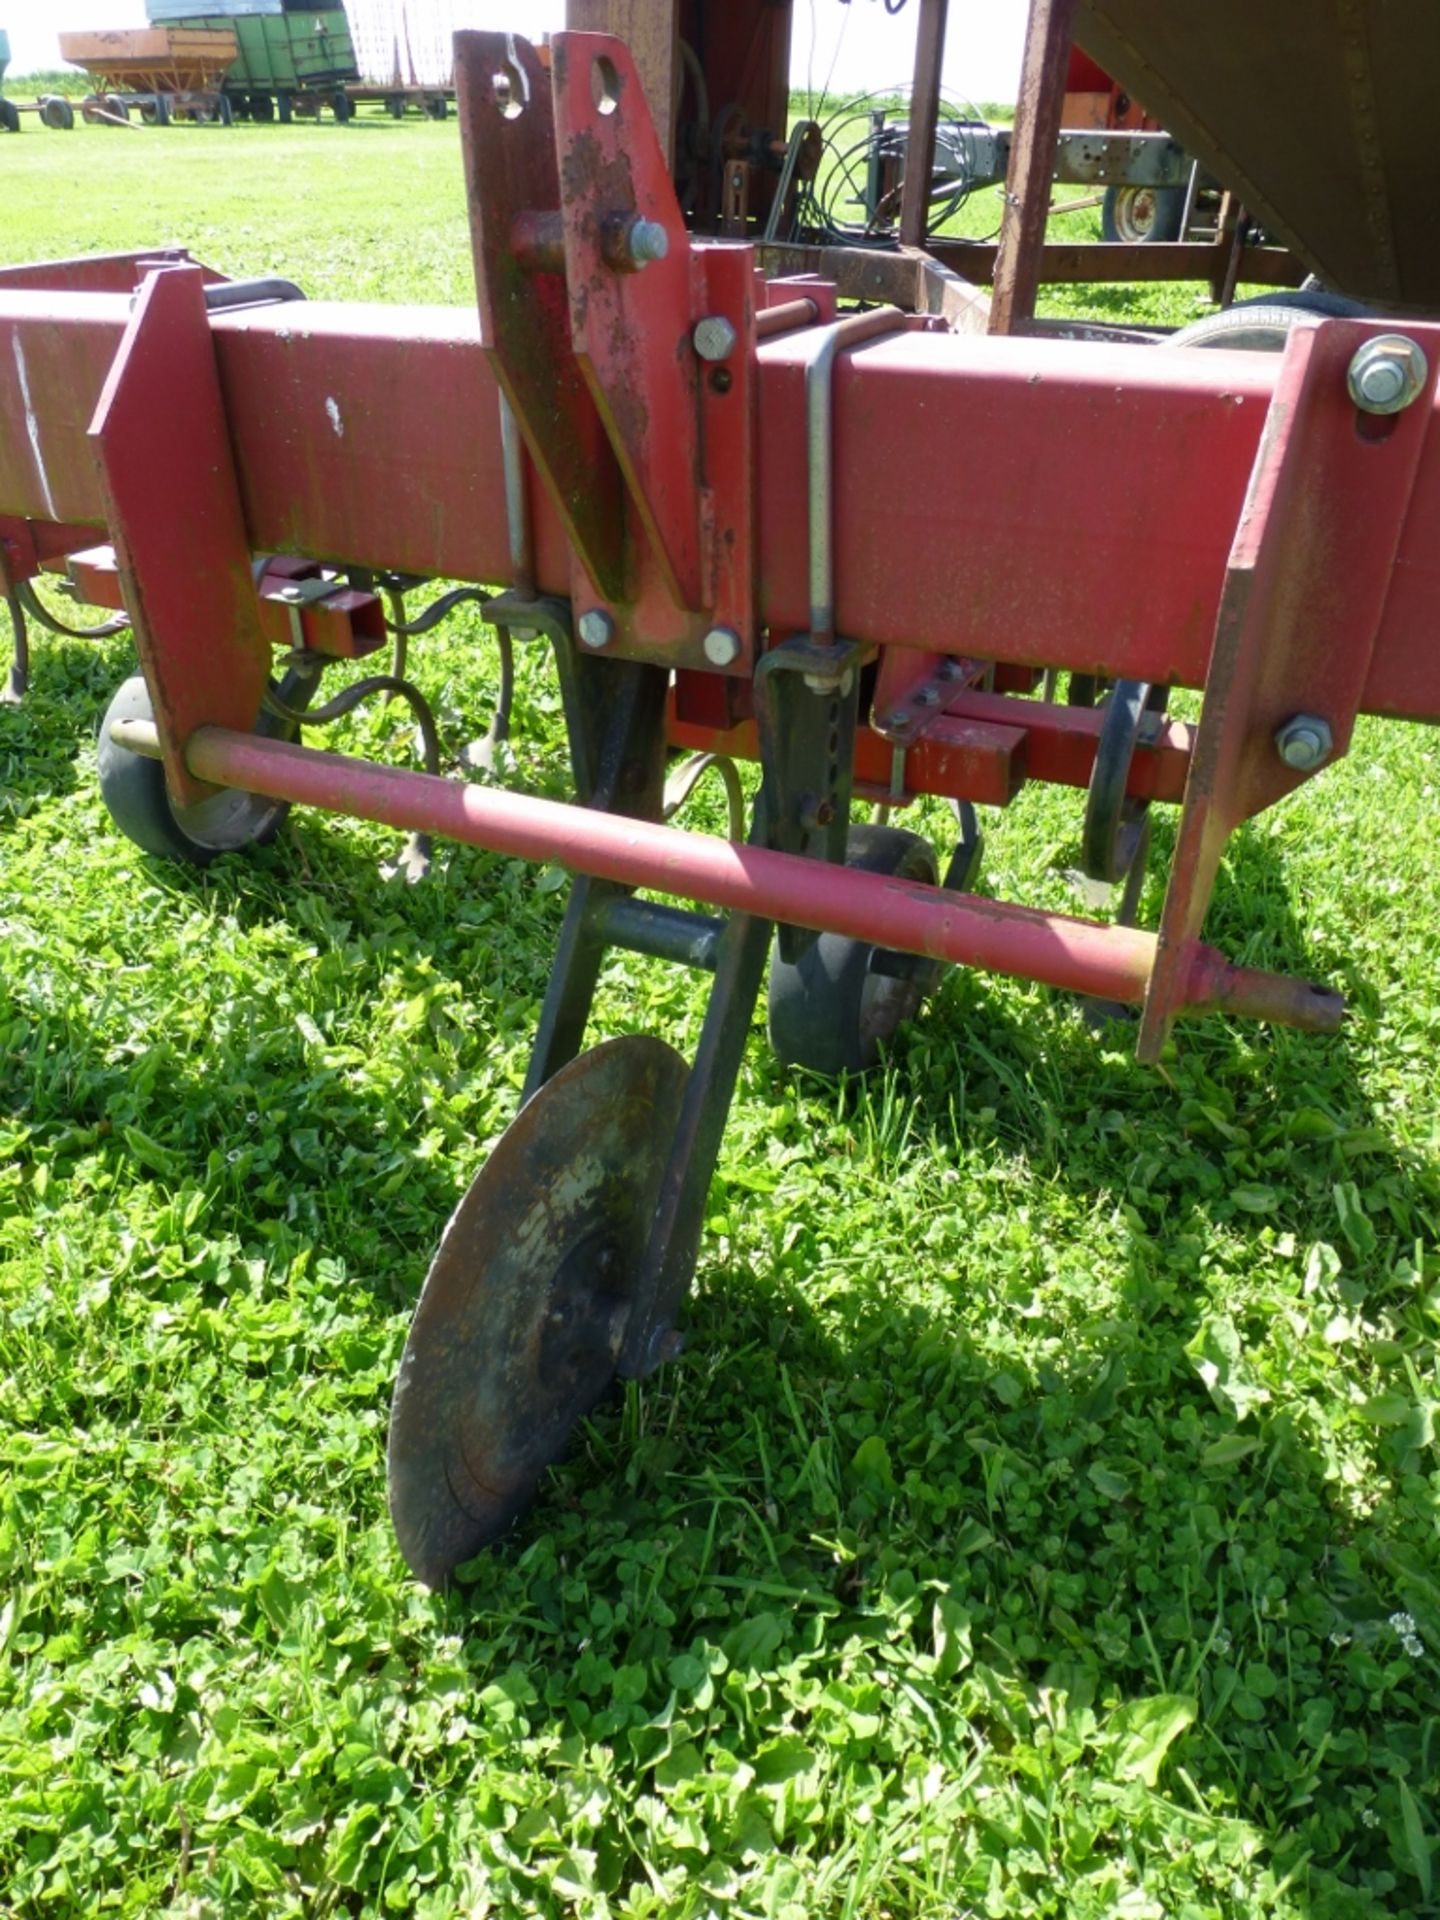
<box><xmin>1</xmin><ymin>516</ymin><xmax>100</xmax><ymax>583</ymax></box>
<box><xmin>457</xmin><ymin>28</ymin><xmax>759</xmax><ymax>663</ymax></box>
<box><xmin>550</xmin><ymin>30</ymin><xmax>701</xmax><ymax>611</ymax></box>
<box><xmin>89</xmin><ymin>264</ymin><xmax>272</xmax><ymax>809</ymax></box>
<box><xmin>455</xmin><ymin>31</ymin><xmax>624</xmax><ymax>602</ymax></box>
<box><xmin>1139</xmin><ymin>318</ymin><xmax>1440</xmax><ymax>1058</ymax></box>
<box><xmin>63</xmin><ymin>544</ymin><xmax>384</xmax><ymax>660</ymax></box>
<box><xmin>0</xmin><ymin>249</ymin><xmax>221</xmax><ymax>295</ymax></box>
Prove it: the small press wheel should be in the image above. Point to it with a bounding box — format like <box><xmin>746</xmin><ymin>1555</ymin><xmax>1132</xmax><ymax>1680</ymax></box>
<box><xmin>97</xmin><ymin>668</ymin><xmax>310</xmax><ymax>866</ymax></box>
<box><xmin>388</xmin><ymin>1035</ymin><xmax>689</xmax><ymax>1587</ymax></box>
<box><xmin>768</xmin><ymin>822</ymin><xmax>939</xmax><ymax>1077</ymax></box>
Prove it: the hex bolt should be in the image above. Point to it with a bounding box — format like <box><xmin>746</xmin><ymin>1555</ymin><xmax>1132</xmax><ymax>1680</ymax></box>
<box><xmin>692</xmin><ymin>314</ymin><xmax>738</xmax><ymax>362</ymax></box>
<box><xmin>702</xmin><ymin>624</ymin><xmax>741</xmax><ymax>667</ymax></box>
<box><xmin>578</xmin><ymin>607</ymin><xmax>615</xmax><ymax>650</ymax></box>
<box><xmin>1346</xmin><ymin>334</ymin><xmax>1428</xmax><ymax>416</ymax></box>
<box><xmin>917</xmin><ymin>686</ymin><xmax>941</xmax><ymax>707</ymax></box>
<box><xmin>1274</xmin><ymin>712</ymin><xmax>1334</xmax><ymax>771</ymax></box>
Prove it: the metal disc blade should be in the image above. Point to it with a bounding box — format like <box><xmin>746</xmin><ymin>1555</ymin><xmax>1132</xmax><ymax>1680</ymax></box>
<box><xmin>387</xmin><ymin>1033</ymin><xmax>689</xmax><ymax>1587</ymax></box>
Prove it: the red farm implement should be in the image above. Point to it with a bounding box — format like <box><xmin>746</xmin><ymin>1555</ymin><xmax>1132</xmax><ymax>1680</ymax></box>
<box><xmin>2</xmin><ymin>0</ymin><xmax>1438</xmax><ymax>1585</ymax></box>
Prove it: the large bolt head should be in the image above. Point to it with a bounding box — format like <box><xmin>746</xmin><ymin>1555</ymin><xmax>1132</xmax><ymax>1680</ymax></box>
<box><xmin>578</xmin><ymin>607</ymin><xmax>615</xmax><ymax>650</ymax></box>
<box><xmin>701</xmin><ymin>624</ymin><xmax>741</xmax><ymax>666</ymax></box>
<box><xmin>692</xmin><ymin>314</ymin><xmax>738</xmax><ymax>362</ymax></box>
<box><xmin>1274</xmin><ymin>712</ymin><xmax>1333</xmax><ymax>771</ymax></box>
<box><xmin>1347</xmin><ymin>334</ymin><xmax>1428</xmax><ymax>415</ymax></box>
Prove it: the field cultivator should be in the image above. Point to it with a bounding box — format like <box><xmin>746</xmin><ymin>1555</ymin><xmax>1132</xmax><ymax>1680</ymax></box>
<box><xmin>3</xmin><ymin>1</ymin><xmax>1439</xmax><ymax>1585</ymax></box>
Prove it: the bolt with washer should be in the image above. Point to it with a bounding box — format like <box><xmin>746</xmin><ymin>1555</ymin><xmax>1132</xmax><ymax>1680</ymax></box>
<box><xmin>701</xmin><ymin>624</ymin><xmax>741</xmax><ymax>667</ymax></box>
<box><xmin>578</xmin><ymin>608</ymin><xmax>615</xmax><ymax>650</ymax></box>
<box><xmin>693</xmin><ymin>314</ymin><xmax>738</xmax><ymax>362</ymax></box>
<box><xmin>1347</xmin><ymin>334</ymin><xmax>1428</xmax><ymax>416</ymax></box>
<box><xmin>1274</xmin><ymin>712</ymin><xmax>1333</xmax><ymax>771</ymax></box>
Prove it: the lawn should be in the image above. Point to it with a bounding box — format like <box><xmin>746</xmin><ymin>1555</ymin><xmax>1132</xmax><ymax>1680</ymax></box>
<box><xmin>2</xmin><ymin>107</ymin><xmax>1439</xmax><ymax>1920</ymax></box>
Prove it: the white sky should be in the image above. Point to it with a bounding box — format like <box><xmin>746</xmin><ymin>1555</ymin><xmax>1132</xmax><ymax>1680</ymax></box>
<box><xmin>3</xmin><ymin>1</ymin><xmax>1028</xmax><ymax>100</ymax></box>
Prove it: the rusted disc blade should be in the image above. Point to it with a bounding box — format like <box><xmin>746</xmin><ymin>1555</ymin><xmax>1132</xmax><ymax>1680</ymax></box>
<box><xmin>387</xmin><ymin>1034</ymin><xmax>688</xmax><ymax>1588</ymax></box>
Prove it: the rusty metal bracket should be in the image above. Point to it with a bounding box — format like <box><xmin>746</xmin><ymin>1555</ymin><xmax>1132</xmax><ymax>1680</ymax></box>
<box><xmin>89</xmin><ymin>263</ymin><xmax>271</xmax><ymax>809</ymax></box>
<box><xmin>455</xmin><ymin>31</ymin><xmax>625</xmax><ymax>602</ymax></box>
<box><xmin>550</xmin><ymin>30</ymin><xmax>701</xmax><ymax>611</ymax></box>
<box><xmin>1139</xmin><ymin>317</ymin><xmax>1440</xmax><ymax>1058</ymax></box>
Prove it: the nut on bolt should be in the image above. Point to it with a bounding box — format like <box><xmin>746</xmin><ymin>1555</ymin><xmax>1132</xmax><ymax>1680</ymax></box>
<box><xmin>1347</xmin><ymin>334</ymin><xmax>1428</xmax><ymax>415</ymax></box>
<box><xmin>578</xmin><ymin>607</ymin><xmax>615</xmax><ymax>650</ymax></box>
<box><xmin>1274</xmin><ymin>712</ymin><xmax>1333</xmax><ymax>771</ymax></box>
<box><xmin>692</xmin><ymin>314</ymin><xmax>738</xmax><ymax>362</ymax></box>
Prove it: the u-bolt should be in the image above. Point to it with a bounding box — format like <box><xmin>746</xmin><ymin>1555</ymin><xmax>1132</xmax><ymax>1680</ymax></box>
<box><xmin>800</xmin><ymin>306</ymin><xmax>910</xmax><ymax>647</ymax></box>
<box><xmin>497</xmin><ymin>388</ymin><xmax>535</xmax><ymax>602</ymax></box>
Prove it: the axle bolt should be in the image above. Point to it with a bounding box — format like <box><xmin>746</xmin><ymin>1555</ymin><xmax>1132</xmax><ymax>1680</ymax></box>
<box><xmin>1346</xmin><ymin>334</ymin><xmax>1428</xmax><ymax>415</ymax></box>
<box><xmin>693</xmin><ymin>314</ymin><xmax>738</xmax><ymax>362</ymax></box>
<box><xmin>1274</xmin><ymin>712</ymin><xmax>1333</xmax><ymax>771</ymax></box>
<box><xmin>701</xmin><ymin>623</ymin><xmax>741</xmax><ymax>666</ymax></box>
<box><xmin>578</xmin><ymin>607</ymin><xmax>615</xmax><ymax>650</ymax></box>
<box><xmin>621</xmin><ymin>217</ymin><xmax>669</xmax><ymax>269</ymax></box>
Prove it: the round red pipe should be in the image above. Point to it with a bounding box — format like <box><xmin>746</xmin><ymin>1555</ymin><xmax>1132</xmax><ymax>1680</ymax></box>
<box><xmin>176</xmin><ymin>726</ymin><xmax>1343</xmax><ymax>1032</ymax></box>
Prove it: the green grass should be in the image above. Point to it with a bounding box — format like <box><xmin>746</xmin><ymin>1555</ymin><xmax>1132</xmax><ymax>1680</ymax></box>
<box><xmin>3</xmin><ymin>119</ymin><xmax>1440</xmax><ymax>1920</ymax></box>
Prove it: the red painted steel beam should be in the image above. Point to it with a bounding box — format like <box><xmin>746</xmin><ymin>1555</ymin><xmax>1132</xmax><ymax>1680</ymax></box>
<box><xmin>106</xmin><ymin>718</ymin><xmax>1343</xmax><ymax>1035</ymax></box>
<box><xmin>665</xmin><ymin>690</ymin><xmax>1194</xmax><ymax>807</ymax></box>
<box><xmin>4</xmin><ymin>292</ymin><xmax>1440</xmax><ymax>722</ymax></box>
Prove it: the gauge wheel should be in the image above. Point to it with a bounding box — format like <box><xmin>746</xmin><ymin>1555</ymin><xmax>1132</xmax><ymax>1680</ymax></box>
<box><xmin>768</xmin><ymin>822</ymin><xmax>939</xmax><ymax>1077</ymax></box>
<box><xmin>97</xmin><ymin>668</ymin><xmax>309</xmax><ymax>866</ymax></box>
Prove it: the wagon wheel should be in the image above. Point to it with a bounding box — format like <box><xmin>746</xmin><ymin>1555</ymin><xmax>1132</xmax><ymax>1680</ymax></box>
<box><xmin>768</xmin><ymin>822</ymin><xmax>940</xmax><ymax>1077</ymax></box>
<box><xmin>40</xmin><ymin>97</ymin><xmax>75</xmax><ymax>131</ymax></box>
<box><xmin>388</xmin><ymin>1035</ymin><xmax>690</xmax><ymax>1587</ymax></box>
<box><xmin>1101</xmin><ymin>183</ymin><xmax>1185</xmax><ymax>244</ymax></box>
<box><xmin>0</xmin><ymin>100</ymin><xmax>19</xmax><ymax>135</ymax></box>
<box><xmin>249</xmin><ymin>92</ymin><xmax>275</xmax><ymax>123</ymax></box>
<box><xmin>97</xmin><ymin>665</ymin><xmax>316</xmax><ymax>865</ymax></box>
